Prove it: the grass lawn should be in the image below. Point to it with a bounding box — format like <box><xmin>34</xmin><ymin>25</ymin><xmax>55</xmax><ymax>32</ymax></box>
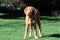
<box><xmin>0</xmin><ymin>16</ymin><xmax>60</xmax><ymax>40</ymax></box>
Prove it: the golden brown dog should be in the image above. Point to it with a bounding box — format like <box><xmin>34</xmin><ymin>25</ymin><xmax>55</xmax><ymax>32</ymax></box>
<box><xmin>24</xmin><ymin>6</ymin><xmax>42</xmax><ymax>39</ymax></box>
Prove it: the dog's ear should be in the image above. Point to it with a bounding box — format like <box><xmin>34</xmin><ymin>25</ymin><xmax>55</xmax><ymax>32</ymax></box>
<box><xmin>24</xmin><ymin>8</ymin><xmax>28</xmax><ymax>15</ymax></box>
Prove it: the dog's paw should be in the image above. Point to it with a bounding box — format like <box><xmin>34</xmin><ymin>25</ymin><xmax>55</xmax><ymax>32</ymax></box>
<box><xmin>29</xmin><ymin>34</ymin><xmax>32</xmax><ymax>37</ymax></box>
<box><xmin>39</xmin><ymin>35</ymin><xmax>42</xmax><ymax>38</ymax></box>
<box><xmin>23</xmin><ymin>36</ymin><xmax>27</xmax><ymax>40</ymax></box>
<box><xmin>35</xmin><ymin>36</ymin><xmax>38</xmax><ymax>40</ymax></box>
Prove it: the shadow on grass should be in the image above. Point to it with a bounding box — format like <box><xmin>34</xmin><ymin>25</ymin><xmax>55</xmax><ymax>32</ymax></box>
<box><xmin>43</xmin><ymin>34</ymin><xmax>60</xmax><ymax>38</ymax></box>
<box><xmin>0</xmin><ymin>14</ymin><xmax>25</xmax><ymax>20</ymax></box>
<box><xmin>0</xmin><ymin>14</ymin><xmax>60</xmax><ymax>21</ymax></box>
<box><xmin>40</xmin><ymin>16</ymin><xmax>60</xmax><ymax>22</ymax></box>
<box><xmin>0</xmin><ymin>15</ymin><xmax>18</xmax><ymax>19</ymax></box>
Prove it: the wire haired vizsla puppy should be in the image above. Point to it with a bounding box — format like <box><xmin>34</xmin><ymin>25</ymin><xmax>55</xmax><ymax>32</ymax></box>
<box><xmin>24</xmin><ymin>6</ymin><xmax>42</xmax><ymax>39</ymax></box>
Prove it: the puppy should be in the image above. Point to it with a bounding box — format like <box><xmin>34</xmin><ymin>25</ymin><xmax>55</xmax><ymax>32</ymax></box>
<box><xmin>24</xmin><ymin>6</ymin><xmax>42</xmax><ymax>39</ymax></box>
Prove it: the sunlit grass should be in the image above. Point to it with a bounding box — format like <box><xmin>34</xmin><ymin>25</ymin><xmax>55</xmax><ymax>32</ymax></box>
<box><xmin>0</xmin><ymin>17</ymin><xmax>60</xmax><ymax>40</ymax></box>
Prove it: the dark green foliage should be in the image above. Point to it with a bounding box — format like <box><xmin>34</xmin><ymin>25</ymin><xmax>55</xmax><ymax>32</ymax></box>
<box><xmin>0</xmin><ymin>0</ymin><xmax>60</xmax><ymax>16</ymax></box>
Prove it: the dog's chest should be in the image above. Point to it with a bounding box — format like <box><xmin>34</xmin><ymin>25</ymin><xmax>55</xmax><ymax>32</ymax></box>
<box><xmin>28</xmin><ymin>19</ymin><xmax>36</xmax><ymax>25</ymax></box>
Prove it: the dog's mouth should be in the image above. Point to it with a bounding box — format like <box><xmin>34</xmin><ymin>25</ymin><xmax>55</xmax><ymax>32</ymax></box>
<box><xmin>29</xmin><ymin>13</ymin><xmax>34</xmax><ymax>18</ymax></box>
<box><xmin>29</xmin><ymin>15</ymin><xmax>33</xmax><ymax>18</ymax></box>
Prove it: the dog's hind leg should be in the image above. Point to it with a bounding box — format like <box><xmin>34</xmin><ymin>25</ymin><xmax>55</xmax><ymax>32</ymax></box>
<box><xmin>37</xmin><ymin>17</ymin><xmax>42</xmax><ymax>37</ymax></box>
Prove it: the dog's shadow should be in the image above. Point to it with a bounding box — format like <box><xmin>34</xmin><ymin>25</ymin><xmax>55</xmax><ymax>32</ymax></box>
<box><xmin>43</xmin><ymin>34</ymin><xmax>60</xmax><ymax>38</ymax></box>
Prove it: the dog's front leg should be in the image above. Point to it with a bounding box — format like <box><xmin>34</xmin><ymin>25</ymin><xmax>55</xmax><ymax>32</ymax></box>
<box><xmin>34</xmin><ymin>24</ymin><xmax>38</xmax><ymax>39</ymax></box>
<box><xmin>24</xmin><ymin>23</ymin><xmax>29</xmax><ymax>39</ymax></box>
<box><xmin>29</xmin><ymin>23</ymin><xmax>32</xmax><ymax>37</ymax></box>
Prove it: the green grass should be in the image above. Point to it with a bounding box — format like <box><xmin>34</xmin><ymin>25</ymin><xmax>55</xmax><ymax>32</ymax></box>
<box><xmin>0</xmin><ymin>17</ymin><xmax>60</xmax><ymax>40</ymax></box>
